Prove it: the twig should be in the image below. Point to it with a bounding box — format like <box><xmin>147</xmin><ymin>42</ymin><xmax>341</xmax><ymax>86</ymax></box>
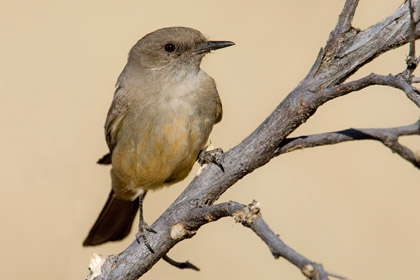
<box><xmin>409</xmin><ymin>0</ymin><xmax>417</xmax><ymax>60</ymax></box>
<box><xmin>336</xmin><ymin>0</ymin><xmax>359</xmax><ymax>34</ymax></box>
<box><xmin>233</xmin><ymin>201</ymin><xmax>330</xmax><ymax>280</ymax></box>
<box><xmin>275</xmin><ymin>120</ymin><xmax>420</xmax><ymax>168</ymax></box>
<box><xmin>326</xmin><ymin>271</ymin><xmax>348</xmax><ymax>280</ymax></box>
<box><xmin>318</xmin><ymin>73</ymin><xmax>420</xmax><ymax>108</ymax></box>
<box><xmin>186</xmin><ymin>201</ymin><xmax>336</xmax><ymax>280</ymax></box>
<box><xmin>183</xmin><ymin>201</ymin><xmax>245</xmax><ymax>226</ymax></box>
<box><xmin>162</xmin><ymin>255</ymin><xmax>200</xmax><ymax>271</ymax></box>
<box><xmin>248</xmin><ymin>218</ymin><xmax>330</xmax><ymax>280</ymax></box>
<box><xmin>404</xmin><ymin>0</ymin><xmax>419</xmax><ymax>79</ymax></box>
<box><xmin>412</xmin><ymin>77</ymin><xmax>420</xmax><ymax>83</ymax></box>
<box><xmin>326</xmin><ymin>0</ymin><xmax>359</xmax><ymax>51</ymax></box>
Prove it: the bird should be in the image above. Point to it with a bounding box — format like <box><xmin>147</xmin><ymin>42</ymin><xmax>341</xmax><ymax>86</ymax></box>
<box><xmin>83</xmin><ymin>27</ymin><xmax>234</xmax><ymax>249</ymax></box>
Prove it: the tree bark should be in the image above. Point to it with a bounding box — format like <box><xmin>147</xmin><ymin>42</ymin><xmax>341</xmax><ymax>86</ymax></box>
<box><xmin>88</xmin><ymin>1</ymin><xmax>420</xmax><ymax>279</ymax></box>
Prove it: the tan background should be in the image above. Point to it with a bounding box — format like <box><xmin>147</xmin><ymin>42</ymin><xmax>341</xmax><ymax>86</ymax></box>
<box><xmin>1</xmin><ymin>0</ymin><xmax>420</xmax><ymax>279</ymax></box>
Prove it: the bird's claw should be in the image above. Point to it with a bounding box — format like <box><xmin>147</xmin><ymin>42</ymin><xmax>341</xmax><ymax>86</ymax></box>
<box><xmin>197</xmin><ymin>148</ymin><xmax>225</xmax><ymax>172</ymax></box>
<box><xmin>136</xmin><ymin>221</ymin><xmax>156</xmax><ymax>253</ymax></box>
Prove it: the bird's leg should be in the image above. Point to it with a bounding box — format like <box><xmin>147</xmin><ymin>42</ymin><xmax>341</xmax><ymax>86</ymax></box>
<box><xmin>135</xmin><ymin>190</ymin><xmax>156</xmax><ymax>253</ymax></box>
<box><xmin>135</xmin><ymin>192</ymin><xmax>200</xmax><ymax>269</ymax></box>
<box><xmin>197</xmin><ymin>146</ymin><xmax>225</xmax><ymax>172</ymax></box>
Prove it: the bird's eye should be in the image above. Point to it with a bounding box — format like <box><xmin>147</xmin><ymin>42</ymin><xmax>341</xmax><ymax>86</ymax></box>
<box><xmin>164</xmin><ymin>43</ymin><xmax>176</xmax><ymax>53</ymax></box>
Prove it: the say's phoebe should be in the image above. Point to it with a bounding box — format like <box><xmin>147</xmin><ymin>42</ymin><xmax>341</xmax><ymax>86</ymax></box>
<box><xmin>83</xmin><ymin>27</ymin><xmax>234</xmax><ymax>247</ymax></box>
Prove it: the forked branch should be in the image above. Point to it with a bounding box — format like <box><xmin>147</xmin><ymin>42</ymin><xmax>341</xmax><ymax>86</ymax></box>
<box><xmin>88</xmin><ymin>1</ymin><xmax>420</xmax><ymax>280</ymax></box>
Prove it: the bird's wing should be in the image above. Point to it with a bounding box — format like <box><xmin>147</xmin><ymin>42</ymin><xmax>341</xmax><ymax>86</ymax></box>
<box><xmin>214</xmin><ymin>92</ymin><xmax>223</xmax><ymax>124</ymax></box>
<box><xmin>104</xmin><ymin>84</ymin><xmax>130</xmax><ymax>153</ymax></box>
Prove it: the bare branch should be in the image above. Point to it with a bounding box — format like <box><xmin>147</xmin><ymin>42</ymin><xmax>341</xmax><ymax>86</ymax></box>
<box><xmin>335</xmin><ymin>0</ymin><xmax>359</xmax><ymax>34</ymax></box>
<box><xmin>319</xmin><ymin>1</ymin><xmax>420</xmax><ymax>87</ymax></box>
<box><xmin>326</xmin><ymin>0</ymin><xmax>359</xmax><ymax>53</ymax></box>
<box><xmin>276</xmin><ymin>120</ymin><xmax>420</xmax><ymax>168</ymax></box>
<box><xmin>409</xmin><ymin>0</ymin><xmax>417</xmax><ymax>60</ymax></box>
<box><xmin>316</xmin><ymin>73</ymin><xmax>420</xmax><ymax>108</ymax></box>
<box><xmin>412</xmin><ymin>77</ymin><xmax>420</xmax><ymax>83</ymax></box>
<box><xmin>161</xmin><ymin>255</ymin><xmax>200</xmax><ymax>271</ymax></box>
<box><xmin>403</xmin><ymin>0</ymin><xmax>419</xmax><ymax>80</ymax></box>
<box><xmin>88</xmin><ymin>2</ymin><xmax>420</xmax><ymax>279</ymax></box>
<box><xmin>384</xmin><ymin>75</ymin><xmax>420</xmax><ymax>108</ymax></box>
<box><xmin>183</xmin><ymin>201</ymin><xmax>244</xmax><ymax>226</ymax></box>
<box><xmin>246</xmin><ymin>217</ymin><xmax>329</xmax><ymax>280</ymax></box>
<box><xmin>187</xmin><ymin>201</ymin><xmax>335</xmax><ymax>280</ymax></box>
<box><xmin>326</xmin><ymin>271</ymin><xmax>348</xmax><ymax>280</ymax></box>
<box><xmin>414</xmin><ymin>0</ymin><xmax>420</xmax><ymax>22</ymax></box>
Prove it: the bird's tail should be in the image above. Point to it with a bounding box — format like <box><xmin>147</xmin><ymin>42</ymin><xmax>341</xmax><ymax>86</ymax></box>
<box><xmin>83</xmin><ymin>190</ymin><xmax>139</xmax><ymax>246</ymax></box>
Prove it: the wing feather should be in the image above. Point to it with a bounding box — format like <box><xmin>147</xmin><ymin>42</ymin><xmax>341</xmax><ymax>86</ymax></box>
<box><xmin>104</xmin><ymin>85</ymin><xmax>130</xmax><ymax>153</ymax></box>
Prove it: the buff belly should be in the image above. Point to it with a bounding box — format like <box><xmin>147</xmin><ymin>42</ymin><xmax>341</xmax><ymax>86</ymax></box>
<box><xmin>110</xmin><ymin>108</ymin><xmax>209</xmax><ymax>200</ymax></box>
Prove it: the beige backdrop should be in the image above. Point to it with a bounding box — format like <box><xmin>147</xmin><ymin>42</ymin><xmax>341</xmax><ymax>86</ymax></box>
<box><xmin>1</xmin><ymin>0</ymin><xmax>419</xmax><ymax>279</ymax></box>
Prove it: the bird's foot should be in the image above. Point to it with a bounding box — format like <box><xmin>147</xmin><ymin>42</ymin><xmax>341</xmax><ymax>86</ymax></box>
<box><xmin>197</xmin><ymin>146</ymin><xmax>225</xmax><ymax>173</ymax></box>
<box><xmin>136</xmin><ymin>221</ymin><xmax>157</xmax><ymax>253</ymax></box>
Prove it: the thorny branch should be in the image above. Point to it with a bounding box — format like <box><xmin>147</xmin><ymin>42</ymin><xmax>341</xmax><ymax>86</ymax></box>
<box><xmin>88</xmin><ymin>1</ymin><xmax>420</xmax><ymax>280</ymax></box>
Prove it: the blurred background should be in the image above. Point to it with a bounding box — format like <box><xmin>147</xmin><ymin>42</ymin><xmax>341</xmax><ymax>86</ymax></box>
<box><xmin>1</xmin><ymin>0</ymin><xmax>419</xmax><ymax>279</ymax></box>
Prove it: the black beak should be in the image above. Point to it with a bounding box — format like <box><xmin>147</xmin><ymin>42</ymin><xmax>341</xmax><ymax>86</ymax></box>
<box><xmin>193</xmin><ymin>41</ymin><xmax>235</xmax><ymax>54</ymax></box>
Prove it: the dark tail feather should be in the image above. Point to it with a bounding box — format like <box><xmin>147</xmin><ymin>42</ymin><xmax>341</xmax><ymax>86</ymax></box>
<box><xmin>97</xmin><ymin>153</ymin><xmax>112</xmax><ymax>165</ymax></box>
<box><xmin>83</xmin><ymin>191</ymin><xmax>139</xmax><ymax>246</ymax></box>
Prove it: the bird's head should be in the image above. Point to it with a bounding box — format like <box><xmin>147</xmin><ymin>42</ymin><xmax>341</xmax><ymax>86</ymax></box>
<box><xmin>127</xmin><ymin>27</ymin><xmax>234</xmax><ymax>72</ymax></box>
